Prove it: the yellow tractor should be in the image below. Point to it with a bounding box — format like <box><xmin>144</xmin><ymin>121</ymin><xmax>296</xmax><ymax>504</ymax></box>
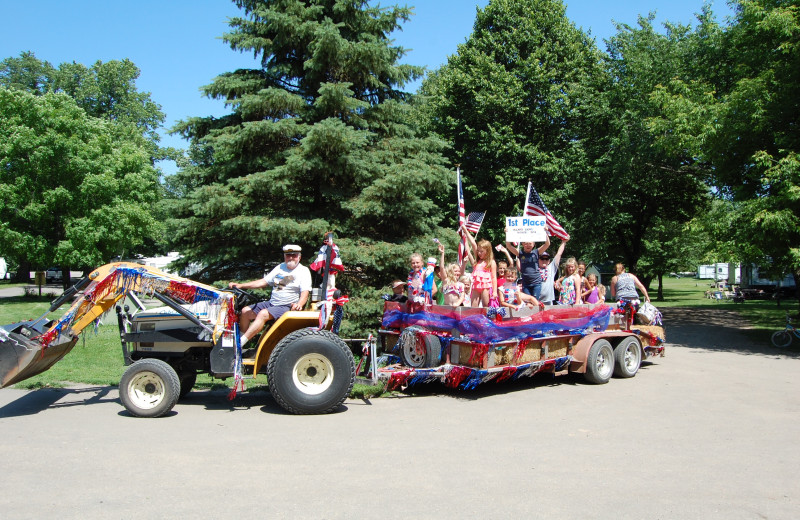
<box><xmin>0</xmin><ymin>262</ymin><xmax>355</xmax><ymax>417</ymax></box>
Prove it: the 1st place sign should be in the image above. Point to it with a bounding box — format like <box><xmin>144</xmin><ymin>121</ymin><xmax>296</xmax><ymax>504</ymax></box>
<box><xmin>505</xmin><ymin>216</ymin><xmax>547</xmax><ymax>242</ymax></box>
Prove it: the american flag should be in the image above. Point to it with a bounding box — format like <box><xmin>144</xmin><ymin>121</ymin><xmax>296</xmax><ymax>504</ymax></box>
<box><xmin>465</xmin><ymin>211</ymin><xmax>485</xmax><ymax>234</ymax></box>
<box><xmin>524</xmin><ymin>182</ymin><xmax>570</xmax><ymax>240</ymax></box>
<box><xmin>457</xmin><ymin>167</ymin><xmax>467</xmax><ymax>264</ymax></box>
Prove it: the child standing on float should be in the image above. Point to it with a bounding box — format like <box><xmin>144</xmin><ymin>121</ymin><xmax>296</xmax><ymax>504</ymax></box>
<box><xmin>505</xmin><ymin>230</ymin><xmax>550</xmax><ymax>300</ymax></box>
<box><xmin>461</xmin><ymin>223</ymin><xmax>497</xmax><ymax>307</ymax></box>
<box><xmin>436</xmin><ymin>242</ymin><xmax>467</xmax><ymax>306</ymax></box>
<box><xmin>406</xmin><ymin>252</ymin><xmax>425</xmax><ymax>304</ymax></box>
<box><xmin>555</xmin><ymin>257</ymin><xmax>583</xmax><ymax>305</ymax></box>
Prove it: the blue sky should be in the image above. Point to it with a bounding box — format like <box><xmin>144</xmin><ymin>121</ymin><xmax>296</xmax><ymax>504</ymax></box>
<box><xmin>1</xmin><ymin>0</ymin><xmax>733</xmax><ymax>174</ymax></box>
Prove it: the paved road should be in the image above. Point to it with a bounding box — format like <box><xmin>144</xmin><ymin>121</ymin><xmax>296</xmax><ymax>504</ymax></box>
<box><xmin>0</xmin><ymin>284</ymin><xmax>65</xmax><ymax>298</ymax></box>
<box><xmin>1</xmin><ymin>309</ymin><xmax>798</xmax><ymax>519</ymax></box>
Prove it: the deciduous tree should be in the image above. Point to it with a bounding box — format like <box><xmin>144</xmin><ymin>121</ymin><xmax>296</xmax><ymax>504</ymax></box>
<box><xmin>649</xmin><ymin>0</ymin><xmax>800</xmax><ymax>305</ymax></box>
<box><xmin>420</xmin><ymin>0</ymin><xmax>604</xmax><ymax>244</ymax></box>
<box><xmin>0</xmin><ymin>89</ymin><xmax>161</xmax><ymax>282</ymax></box>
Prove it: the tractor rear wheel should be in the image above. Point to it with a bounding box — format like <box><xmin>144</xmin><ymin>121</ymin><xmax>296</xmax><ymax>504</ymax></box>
<box><xmin>267</xmin><ymin>329</ymin><xmax>355</xmax><ymax>414</ymax></box>
<box><xmin>119</xmin><ymin>359</ymin><xmax>180</xmax><ymax>418</ymax></box>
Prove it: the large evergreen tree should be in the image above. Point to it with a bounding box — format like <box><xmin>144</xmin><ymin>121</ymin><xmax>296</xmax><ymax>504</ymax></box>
<box><xmin>419</xmin><ymin>0</ymin><xmax>604</xmax><ymax>244</ymax></box>
<box><xmin>166</xmin><ymin>0</ymin><xmax>452</xmax><ymax>290</ymax></box>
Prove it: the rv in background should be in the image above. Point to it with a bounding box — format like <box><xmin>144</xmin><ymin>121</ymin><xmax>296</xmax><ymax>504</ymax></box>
<box><xmin>135</xmin><ymin>252</ymin><xmax>202</xmax><ymax>277</ymax></box>
<box><xmin>740</xmin><ymin>264</ymin><xmax>796</xmax><ymax>289</ymax></box>
<box><xmin>697</xmin><ymin>263</ymin><xmax>740</xmax><ymax>283</ymax></box>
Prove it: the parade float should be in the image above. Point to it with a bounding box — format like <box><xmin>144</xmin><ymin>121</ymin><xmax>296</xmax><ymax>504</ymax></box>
<box><xmin>369</xmin><ymin>300</ymin><xmax>665</xmax><ymax>390</ymax></box>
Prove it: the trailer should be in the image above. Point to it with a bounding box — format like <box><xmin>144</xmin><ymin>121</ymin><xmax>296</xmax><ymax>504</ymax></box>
<box><xmin>370</xmin><ymin>301</ymin><xmax>665</xmax><ymax>390</ymax></box>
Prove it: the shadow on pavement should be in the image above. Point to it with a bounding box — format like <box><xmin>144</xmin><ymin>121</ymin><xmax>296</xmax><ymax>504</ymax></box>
<box><xmin>0</xmin><ymin>386</ymin><xmax>116</xmax><ymax>418</ymax></box>
<box><xmin>1</xmin><ymin>385</ymin><xmax>349</xmax><ymax>417</ymax></box>
<box><xmin>660</xmin><ymin>306</ymin><xmax>800</xmax><ymax>357</ymax></box>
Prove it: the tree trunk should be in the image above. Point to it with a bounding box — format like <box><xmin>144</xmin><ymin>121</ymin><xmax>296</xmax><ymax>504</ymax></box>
<box><xmin>14</xmin><ymin>260</ymin><xmax>31</xmax><ymax>283</ymax></box>
<box><xmin>656</xmin><ymin>273</ymin><xmax>664</xmax><ymax>301</ymax></box>
<box><xmin>793</xmin><ymin>269</ymin><xmax>800</xmax><ymax>318</ymax></box>
<box><xmin>61</xmin><ymin>266</ymin><xmax>70</xmax><ymax>290</ymax></box>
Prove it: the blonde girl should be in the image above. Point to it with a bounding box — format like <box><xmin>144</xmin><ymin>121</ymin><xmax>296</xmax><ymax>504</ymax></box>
<box><xmin>459</xmin><ymin>273</ymin><xmax>473</xmax><ymax>307</ymax></box>
<box><xmin>582</xmin><ymin>273</ymin><xmax>605</xmax><ymax>304</ymax></box>
<box><xmin>461</xmin><ymin>223</ymin><xmax>497</xmax><ymax>307</ymax></box>
<box><xmin>407</xmin><ymin>252</ymin><xmax>425</xmax><ymax>303</ymax></box>
<box><xmin>555</xmin><ymin>257</ymin><xmax>582</xmax><ymax>305</ymax></box>
<box><xmin>436</xmin><ymin>243</ymin><xmax>466</xmax><ymax>306</ymax></box>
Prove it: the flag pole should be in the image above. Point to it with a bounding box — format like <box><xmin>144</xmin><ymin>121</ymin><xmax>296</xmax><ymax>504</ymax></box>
<box><xmin>524</xmin><ymin>181</ymin><xmax>531</xmax><ymax>212</ymax></box>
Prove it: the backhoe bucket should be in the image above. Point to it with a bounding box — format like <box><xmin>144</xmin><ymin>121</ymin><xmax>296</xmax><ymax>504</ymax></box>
<box><xmin>0</xmin><ymin>333</ymin><xmax>78</xmax><ymax>388</ymax></box>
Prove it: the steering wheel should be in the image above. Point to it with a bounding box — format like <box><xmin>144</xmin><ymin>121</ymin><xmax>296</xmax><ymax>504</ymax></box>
<box><xmin>226</xmin><ymin>287</ymin><xmax>260</xmax><ymax>313</ymax></box>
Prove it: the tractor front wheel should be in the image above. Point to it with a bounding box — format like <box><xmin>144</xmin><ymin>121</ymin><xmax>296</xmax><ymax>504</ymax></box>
<box><xmin>119</xmin><ymin>359</ymin><xmax>180</xmax><ymax>418</ymax></box>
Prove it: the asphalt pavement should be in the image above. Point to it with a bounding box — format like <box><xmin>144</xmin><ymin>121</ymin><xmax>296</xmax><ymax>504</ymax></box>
<box><xmin>0</xmin><ymin>310</ymin><xmax>798</xmax><ymax>519</ymax></box>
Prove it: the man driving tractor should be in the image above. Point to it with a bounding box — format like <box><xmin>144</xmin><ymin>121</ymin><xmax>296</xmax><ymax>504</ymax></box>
<box><xmin>229</xmin><ymin>244</ymin><xmax>312</xmax><ymax>346</ymax></box>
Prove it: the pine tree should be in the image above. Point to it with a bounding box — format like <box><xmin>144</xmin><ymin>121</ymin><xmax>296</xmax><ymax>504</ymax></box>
<box><xmin>167</xmin><ymin>0</ymin><xmax>453</xmax><ymax>300</ymax></box>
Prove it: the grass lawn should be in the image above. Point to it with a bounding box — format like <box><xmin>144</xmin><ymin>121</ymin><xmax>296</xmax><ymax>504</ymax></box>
<box><xmin>2</xmin><ymin>278</ymin><xmax>795</xmax><ymax>392</ymax></box>
<box><xmin>651</xmin><ymin>276</ymin><xmax>799</xmax><ymax>346</ymax></box>
<box><xmin>0</xmin><ymin>292</ymin><xmax>384</xmax><ymax>397</ymax></box>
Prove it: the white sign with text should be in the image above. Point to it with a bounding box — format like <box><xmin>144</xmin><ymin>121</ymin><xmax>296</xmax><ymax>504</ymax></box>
<box><xmin>505</xmin><ymin>216</ymin><xmax>547</xmax><ymax>242</ymax></box>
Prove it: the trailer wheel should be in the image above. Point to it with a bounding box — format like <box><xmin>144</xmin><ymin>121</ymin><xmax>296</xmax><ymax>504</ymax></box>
<box><xmin>119</xmin><ymin>359</ymin><xmax>180</xmax><ymax>418</ymax></box>
<box><xmin>398</xmin><ymin>326</ymin><xmax>441</xmax><ymax>368</ymax></box>
<box><xmin>613</xmin><ymin>337</ymin><xmax>642</xmax><ymax>378</ymax></box>
<box><xmin>584</xmin><ymin>339</ymin><xmax>614</xmax><ymax>384</ymax></box>
<box><xmin>267</xmin><ymin>329</ymin><xmax>355</xmax><ymax>414</ymax></box>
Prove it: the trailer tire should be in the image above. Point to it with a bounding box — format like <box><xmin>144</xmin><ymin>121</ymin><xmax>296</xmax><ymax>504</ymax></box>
<box><xmin>613</xmin><ymin>337</ymin><xmax>642</xmax><ymax>378</ymax></box>
<box><xmin>119</xmin><ymin>359</ymin><xmax>180</xmax><ymax>418</ymax></box>
<box><xmin>267</xmin><ymin>329</ymin><xmax>355</xmax><ymax>415</ymax></box>
<box><xmin>398</xmin><ymin>326</ymin><xmax>441</xmax><ymax>368</ymax></box>
<box><xmin>584</xmin><ymin>339</ymin><xmax>614</xmax><ymax>384</ymax></box>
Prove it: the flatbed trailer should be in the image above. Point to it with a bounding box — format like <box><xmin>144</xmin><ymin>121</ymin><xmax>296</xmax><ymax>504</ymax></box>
<box><xmin>373</xmin><ymin>301</ymin><xmax>665</xmax><ymax>390</ymax></box>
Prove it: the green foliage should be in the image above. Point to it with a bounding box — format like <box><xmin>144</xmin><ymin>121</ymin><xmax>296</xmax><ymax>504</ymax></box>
<box><xmin>574</xmin><ymin>14</ymin><xmax>710</xmax><ymax>275</ymax></box>
<box><xmin>0</xmin><ymin>88</ymin><xmax>162</xmax><ymax>271</ymax></box>
<box><xmin>0</xmin><ymin>52</ymin><xmax>172</xmax><ymax>274</ymax></box>
<box><xmin>1</xmin><ymin>52</ymin><xmax>167</xmax><ymax>152</ymax></box>
<box><xmin>648</xmin><ymin>0</ymin><xmax>800</xmax><ymax>298</ymax></box>
<box><xmin>0</xmin><ymin>51</ymin><xmax>55</xmax><ymax>93</ymax></box>
<box><xmin>52</xmin><ymin>59</ymin><xmax>167</xmax><ymax>148</ymax></box>
<box><xmin>165</xmin><ymin>0</ymin><xmax>453</xmax><ymax>337</ymax></box>
<box><xmin>420</xmin><ymin>0</ymin><xmax>604</xmax><ymax>244</ymax></box>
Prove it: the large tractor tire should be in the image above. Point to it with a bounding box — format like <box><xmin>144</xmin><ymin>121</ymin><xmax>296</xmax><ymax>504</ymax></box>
<box><xmin>398</xmin><ymin>326</ymin><xmax>441</xmax><ymax>368</ymax></box>
<box><xmin>613</xmin><ymin>336</ymin><xmax>642</xmax><ymax>378</ymax></box>
<box><xmin>119</xmin><ymin>359</ymin><xmax>180</xmax><ymax>418</ymax></box>
<box><xmin>267</xmin><ymin>329</ymin><xmax>355</xmax><ymax>415</ymax></box>
<box><xmin>584</xmin><ymin>339</ymin><xmax>614</xmax><ymax>384</ymax></box>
